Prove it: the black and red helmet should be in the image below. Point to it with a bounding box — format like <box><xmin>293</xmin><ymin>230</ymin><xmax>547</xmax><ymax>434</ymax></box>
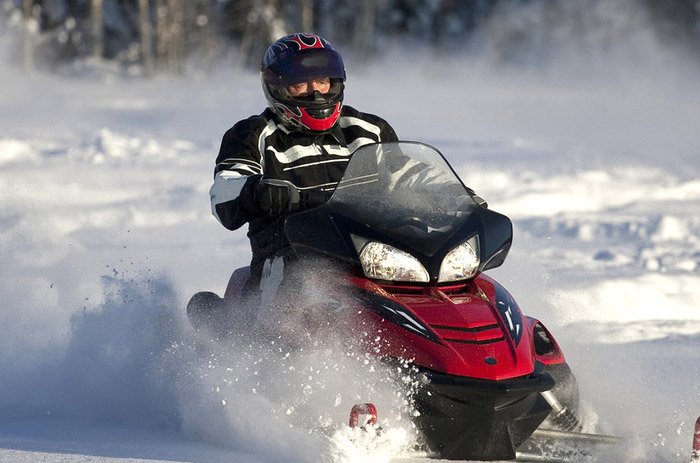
<box><xmin>261</xmin><ymin>33</ymin><xmax>346</xmax><ymax>132</ymax></box>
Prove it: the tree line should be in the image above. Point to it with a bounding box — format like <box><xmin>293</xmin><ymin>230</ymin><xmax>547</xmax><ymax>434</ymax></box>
<box><xmin>6</xmin><ymin>0</ymin><xmax>700</xmax><ymax>75</ymax></box>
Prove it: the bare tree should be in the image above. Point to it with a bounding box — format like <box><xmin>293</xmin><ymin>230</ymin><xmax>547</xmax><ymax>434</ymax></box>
<box><xmin>353</xmin><ymin>0</ymin><xmax>375</xmax><ymax>63</ymax></box>
<box><xmin>167</xmin><ymin>0</ymin><xmax>185</xmax><ymax>73</ymax></box>
<box><xmin>139</xmin><ymin>0</ymin><xmax>155</xmax><ymax>75</ymax></box>
<box><xmin>301</xmin><ymin>0</ymin><xmax>314</xmax><ymax>32</ymax></box>
<box><xmin>195</xmin><ymin>0</ymin><xmax>218</xmax><ymax>71</ymax></box>
<box><xmin>91</xmin><ymin>0</ymin><xmax>104</xmax><ymax>58</ymax></box>
<box><xmin>22</xmin><ymin>0</ymin><xmax>35</xmax><ymax>72</ymax></box>
<box><xmin>240</xmin><ymin>0</ymin><xmax>289</xmax><ymax>66</ymax></box>
<box><xmin>155</xmin><ymin>0</ymin><xmax>184</xmax><ymax>73</ymax></box>
<box><xmin>156</xmin><ymin>0</ymin><xmax>167</xmax><ymax>68</ymax></box>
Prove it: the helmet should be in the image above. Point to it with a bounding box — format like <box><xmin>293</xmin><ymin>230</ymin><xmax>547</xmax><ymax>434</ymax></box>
<box><xmin>261</xmin><ymin>33</ymin><xmax>346</xmax><ymax>132</ymax></box>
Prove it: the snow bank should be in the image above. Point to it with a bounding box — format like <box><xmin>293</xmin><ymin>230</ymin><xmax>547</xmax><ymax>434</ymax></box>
<box><xmin>553</xmin><ymin>273</ymin><xmax>700</xmax><ymax>342</ymax></box>
<box><xmin>0</xmin><ymin>139</ymin><xmax>37</xmax><ymax>165</ymax></box>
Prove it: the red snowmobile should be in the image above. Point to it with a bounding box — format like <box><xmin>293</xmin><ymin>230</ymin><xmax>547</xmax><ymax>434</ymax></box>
<box><xmin>188</xmin><ymin>142</ymin><xmax>615</xmax><ymax>461</ymax></box>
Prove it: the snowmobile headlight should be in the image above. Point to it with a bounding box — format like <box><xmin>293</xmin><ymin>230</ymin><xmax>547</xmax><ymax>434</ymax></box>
<box><xmin>438</xmin><ymin>236</ymin><xmax>480</xmax><ymax>283</ymax></box>
<box><xmin>355</xmin><ymin>239</ymin><xmax>429</xmax><ymax>283</ymax></box>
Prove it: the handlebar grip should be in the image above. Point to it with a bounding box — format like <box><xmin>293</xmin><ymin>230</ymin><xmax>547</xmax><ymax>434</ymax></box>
<box><xmin>298</xmin><ymin>189</ymin><xmax>333</xmax><ymax>208</ymax></box>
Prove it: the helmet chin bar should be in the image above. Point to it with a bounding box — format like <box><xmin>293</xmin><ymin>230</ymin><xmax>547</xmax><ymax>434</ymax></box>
<box><xmin>283</xmin><ymin>103</ymin><xmax>342</xmax><ymax>132</ymax></box>
<box><xmin>306</xmin><ymin>105</ymin><xmax>335</xmax><ymax>119</ymax></box>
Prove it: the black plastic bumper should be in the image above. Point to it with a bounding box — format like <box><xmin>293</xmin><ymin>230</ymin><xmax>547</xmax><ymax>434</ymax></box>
<box><xmin>412</xmin><ymin>368</ymin><xmax>555</xmax><ymax>461</ymax></box>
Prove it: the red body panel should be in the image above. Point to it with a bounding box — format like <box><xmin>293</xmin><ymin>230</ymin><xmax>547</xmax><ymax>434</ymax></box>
<box><xmin>349</xmin><ymin>274</ymin><xmax>565</xmax><ymax>380</ymax></box>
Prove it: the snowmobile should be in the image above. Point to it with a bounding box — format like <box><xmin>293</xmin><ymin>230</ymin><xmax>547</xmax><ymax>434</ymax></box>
<box><xmin>188</xmin><ymin>141</ymin><xmax>614</xmax><ymax>461</ymax></box>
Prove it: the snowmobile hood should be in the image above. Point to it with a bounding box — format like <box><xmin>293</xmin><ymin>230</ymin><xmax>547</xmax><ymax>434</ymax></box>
<box><xmin>353</xmin><ymin>274</ymin><xmax>537</xmax><ymax>380</ymax></box>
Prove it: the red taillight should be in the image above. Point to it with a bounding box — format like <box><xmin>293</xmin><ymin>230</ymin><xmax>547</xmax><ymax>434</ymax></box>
<box><xmin>349</xmin><ymin>403</ymin><xmax>378</xmax><ymax>428</ymax></box>
<box><xmin>692</xmin><ymin>416</ymin><xmax>700</xmax><ymax>461</ymax></box>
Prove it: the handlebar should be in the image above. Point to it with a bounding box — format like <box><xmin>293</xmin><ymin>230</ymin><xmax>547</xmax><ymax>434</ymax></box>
<box><xmin>298</xmin><ymin>189</ymin><xmax>334</xmax><ymax>209</ymax></box>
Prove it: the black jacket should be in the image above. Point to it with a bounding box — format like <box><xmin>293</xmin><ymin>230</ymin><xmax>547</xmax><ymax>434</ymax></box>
<box><xmin>210</xmin><ymin>106</ymin><xmax>398</xmax><ymax>277</ymax></box>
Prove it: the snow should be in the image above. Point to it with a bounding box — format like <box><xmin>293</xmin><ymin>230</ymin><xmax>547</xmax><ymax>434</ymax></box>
<box><xmin>2</xmin><ymin>20</ymin><xmax>700</xmax><ymax>463</ymax></box>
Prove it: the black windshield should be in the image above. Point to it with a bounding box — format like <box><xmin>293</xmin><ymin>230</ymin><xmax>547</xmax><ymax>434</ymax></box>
<box><xmin>285</xmin><ymin>142</ymin><xmax>512</xmax><ymax>276</ymax></box>
<box><xmin>326</xmin><ymin>142</ymin><xmax>478</xmax><ymax>254</ymax></box>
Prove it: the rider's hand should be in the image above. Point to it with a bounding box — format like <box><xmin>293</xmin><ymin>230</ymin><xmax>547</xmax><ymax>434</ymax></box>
<box><xmin>245</xmin><ymin>176</ymin><xmax>300</xmax><ymax>216</ymax></box>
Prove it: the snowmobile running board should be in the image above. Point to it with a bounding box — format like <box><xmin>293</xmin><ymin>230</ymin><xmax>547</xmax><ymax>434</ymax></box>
<box><xmin>514</xmin><ymin>428</ymin><xmax>620</xmax><ymax>463</ymax></box>
<box><xmin>514</xmin><ymin>452</ymin><xmax>570</xmax><ymax>463</ymax></box>
<box><xmin>529</xmin><ymin>428</ymin><xmax>620</xmax><ymax>444</ymax></box>
<box><xmin>518</xmin><ymin>417</ymin><xmax>700</xmax><ymax>462</ymax></box>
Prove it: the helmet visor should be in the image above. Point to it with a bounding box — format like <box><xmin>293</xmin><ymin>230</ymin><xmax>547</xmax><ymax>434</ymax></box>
<box><xmin>267</xmin><ymin>48</ymin><xmax>346</xmax><ymax>87</ymax></box>
<box><xmin>271</xmin><ymin>79</ymin><xmax>344</xmax><ymax>108</ymax></box>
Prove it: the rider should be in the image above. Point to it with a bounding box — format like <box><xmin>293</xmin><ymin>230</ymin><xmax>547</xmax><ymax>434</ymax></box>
<box><xmin>208</xmin><ymin>33</ymin><xmax>398</xmax><ymax>312</ymax></box>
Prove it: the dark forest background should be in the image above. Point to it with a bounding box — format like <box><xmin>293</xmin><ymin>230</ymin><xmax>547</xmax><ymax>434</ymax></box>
<box><xmin>4</xmin><ymin>0</ymin><xmax>700</xmax><ymax>75</ymax></box>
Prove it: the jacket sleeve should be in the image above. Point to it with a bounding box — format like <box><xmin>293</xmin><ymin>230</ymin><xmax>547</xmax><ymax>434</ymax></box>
<box><xmin>378</xmin><ymin>117</ymin><xmax>399</xmax><ymax>143</ymax></box>
<box><xmin>209</xmin><ymin>118</ymin><xmax>265</xmax><ymax>230</ymax></box>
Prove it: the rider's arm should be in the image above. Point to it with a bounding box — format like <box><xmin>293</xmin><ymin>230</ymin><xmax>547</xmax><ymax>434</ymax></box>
<box><xmin>378</xmin><ymin>117</ymin><xmax>399</xmax><ymax>143</ymax></box>
<box><xmin>210</xmin><ymin>117</ymin><xmax>300</xmax><ymax>230</ymax></box>
<box><xmin>381</xmin><ymin>147</ymin><xmax>488</xmax><ymax>209</ymax></box>
<box><xmin>209</xmin><ymin>118</ymin><xmax>265</xmax><ymax>230</ymax></box>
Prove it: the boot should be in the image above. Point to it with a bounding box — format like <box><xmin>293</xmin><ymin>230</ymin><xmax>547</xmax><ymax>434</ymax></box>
<box><xmin>186</xmin><ymin>291</ymin><xmax>228</xmax><ymax>335</ymax></box>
